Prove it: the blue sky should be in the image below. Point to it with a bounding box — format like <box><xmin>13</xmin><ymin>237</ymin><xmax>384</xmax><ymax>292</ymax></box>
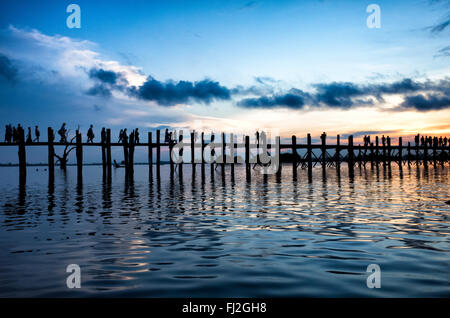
<box><xmin>0</xmin><ymin>0</ymin><xmax>449</xmax><ymax>163</ymax></box>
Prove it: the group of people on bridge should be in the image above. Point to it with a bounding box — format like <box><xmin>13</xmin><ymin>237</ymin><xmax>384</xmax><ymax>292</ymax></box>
<box><xmin>4</xmin><ymin>124</ymin><xmax>40</xmax><ymax>144</ymax></box>
<box><xmin>415</xmin><ymin>134</ymin><xmax>448</xmax><ymax>148</ymax></box>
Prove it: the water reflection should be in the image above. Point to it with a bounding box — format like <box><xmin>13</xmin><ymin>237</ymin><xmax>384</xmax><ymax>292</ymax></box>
<box><xmin>0</xmin><ymin>163</ymin><xmax>449</xmax><ymax>297</ymax></box>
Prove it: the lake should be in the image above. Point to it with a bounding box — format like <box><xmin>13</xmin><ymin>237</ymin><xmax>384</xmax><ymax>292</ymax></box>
<box><xmin>0</xmin><ymin>163</ymin><xmax>449</xmax><ymax>297</ymax></box>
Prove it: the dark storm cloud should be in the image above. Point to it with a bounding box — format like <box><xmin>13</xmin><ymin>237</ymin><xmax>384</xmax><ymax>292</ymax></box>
<box><xmin>86</xmin><ymin>67</ymin><xmax>231</xmax><ymax>105</ymax></box>
<box><xmin>84</xmin><ymin>65</ymin><xmax>450</xmax><ymax>113</ymax></box>
<box><xmin>237</xmin><ymin>89</ymin><xmax>311</xmax><ymax>109</ymax></box>
<box><xmin>128</xmin><ymin>77</ymin><xmax>231</xmax><ymax>106</ymax></box>
<box><xmin>234</xmin><ymin>78</ymin><xmax>450</xmax><ymax>111</ymax></box>
<box><xmin>399</xmin><ymin>93</ymin><xmax>450</xmax><ymax>111</ymax></box>
<box><xmin>86</xmin><ymin>84</ymin><xmax>112</xmax><ymax>98</ymax></box>
<box><xmin>0</xmin><ymin>53</ymin><xmax>18</xmax><ymax>82</ymax></box>
<box><xmin>88</xmin><ymin>68</ymin><xmax>128</xmax><ymax>85</ymax></box>
<box><xmin>313</xmin><ymin>82</ymin><xmax>365</xmax><ymax>107</ymax></box>
<box><xmin>86</xmin><ymin>67</ymin><xmax>129</xmax><ymax>98</ymax></box>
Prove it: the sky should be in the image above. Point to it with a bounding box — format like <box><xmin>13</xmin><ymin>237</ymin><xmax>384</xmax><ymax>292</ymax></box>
<box><xmin>0</xmin><ymin>0</ymin><xmax>449</xmax><ymax>163</ymax></box>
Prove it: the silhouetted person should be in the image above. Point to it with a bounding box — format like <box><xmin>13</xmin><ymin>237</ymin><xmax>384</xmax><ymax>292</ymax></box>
<box><xmin>34</xmin><ymin>126</ymin><xmax>40</xmax><ymax>142</ymax></box>
<box><xmin>164</xmin><ymin>128</ymin><xmax>170</xmax><ymax>143</ymax></box>
<box><xmin>12</xmin><ymin>126</ymin><xmax>18</xmax><ymax>143</ymax></box>
<box><xmin>381</xmin><ymin>135</ymin><xmax>386</xmax><ymax>147</ymax></box>
<box><xmin>87</xmin><ymin>124</ymin><xmax>95</xmax><ymax>143</ymax></box>
<box><xmin>444</xmin><ymin>137</ymin><xmax>448</xmax><ymax>147</ymax></box>
<box><xmin>58</xmin><ymin>123</ymin><xmax>67</xmax><ymax>143</ymax></box>
<box><xmin>439</xmin><ymin>136</ymin><xmax>443</xmax><ymax>147</ymax></box>
<box><xmin>320</xmin><ymin>131</ymin><xmax>327</xmax><ymax>144</ymax></box>
<box><xmin>26</xmin><ymin>127</ymin><xmax>32</xmax><ymax>144</ymax></box>
<box><xmin>4</xmin><ymin>125</ymin><xmax>12</xmax><ymax>143</ymax></box>
<box><xmin>414</xmin><ymin>134</ymin><xmax>419</xmax><ymax>146</ymax></box>
<box><xmin>16</xmin><ymin>124</ymin><xmax>24</xmax><ymax>142</ymax></box>
<box><xmin>118</xmin><ymin>129</ymin><xmax>124</xmax><ymax>143</ymax></box>
<box><xmin>122</xmin><ymin>128</ymin><xmax>128</xmax><ymax>143</ymax></box>
<box><xmin>101</xmin><ymin>127</ymin><xmax>106</xmax><ymax>143</ymax></box>
<box><xmin>135</xmin><ymin>128</ymin><xmax>140</xmax><ymax>143</ymax></box>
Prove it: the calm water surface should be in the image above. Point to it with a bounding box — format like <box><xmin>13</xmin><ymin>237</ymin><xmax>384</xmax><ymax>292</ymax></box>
<box><xmin>0</xmin><ymin>164</ymin><xmax>449</xmax><ymax>297</ymax></box>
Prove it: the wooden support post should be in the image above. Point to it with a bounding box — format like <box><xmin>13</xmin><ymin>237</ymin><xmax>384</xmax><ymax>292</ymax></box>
<box><xmin>169</xmin><ymin>132</ymin><xmax>174</xmax><ymax>174</ymax></box>
<box><xmin>18</xmin><ymin>127</ymin><xmax>26</xmax><ymax>183</ymax></box>
<box><xmin>245</xmin><ymin>135</ymin><xmax>250</xmax><ymax>180</ymax></box>
<box><xmin>101</xmin><ymin>129</ymin><xmax>106</xmax><ymax>176</ymax></box>
<box><xmin>415</xmin><ymin>140</ymin><xmax>420</xmax><ymax>162</ymax></box>
<box><xmin>245</xmin><ymin>135</ymin><xmax>250</xmax><ymax>168</ymax></box>
<box><xmin>221</xmin><ymin>132</ymin><xmax>226</xmax><ymax>171</ymax></box>
<box><xmin>321</xmin><ymin>133</ymin><xmax>326</xmax><ymax>166</ymax></box>
<box><xmin>123</xmin><ymin>135</ymin><xmax>129</xmax><ymax>172</ymax></box>
<box><xmin>370</xmin><ymin>142</ymin><xmax>374</xmax><ymax>162</ymax></box>
<box><xmin>348</xmin><ymin>135</ymin><xmax>354</xmax><ymax>165</ymax></box>
<box><xmin>276</xmin><ymin>136</ymin><xmax>281</xmax><ymax>176</ymax></box>
<box><xmin>201</xmin><ymin>132</ymin><xmax>205</xmax><ymax>165</ymax></box>
<box><xmin>76</xmin><ymin>130</ymin><xmax>83</xmax><ymax>178</ymax></box>
<box><xmin>336</xmin><ymin>134</ymin><xmax>341</xmax><ymax>163</ymax></box>
<box><xmin>230</xmin><ymin>133</ymin><xmax>235</xmax><ymax>173</ymax></box>
<box><xmin>106</xmin><ymin>129</ymin><xmax>112</xmax><ymax>178</ymax></box>
<box><xmin>398</xmin><ymin>137</ymin><xmax>403</xmax><ymax>164</ymax></box>
<box><xmin>128</xmin><ymin>131</ymin><xmax>135</xmax><ymax>176</ymax></box>
<box><xmin>148</xmin><ymin>132</ymin><xmax>153</xmax><ymax>175</ymax></box>
<box><xmin>292</xmin><ymin>135</ymin><xmax>297</xmax><ymax>171</ymax></box>
<box><xmin>48</xmin><ymin>127</ymin><xmax>54</xmax><ymax>180</ymax></box>
<box><xmin>387</xmin><ymin>137</ymin><xmax>391</xmax><ymax>162</ymax></box>
<box><xmin>433</xmin><ymin>140</ymin><xmax>437</xmax><ymax>162</ymax></box>
<box><xmin>407</xmin><ymin>141</ymin><xmax>411</xmax><ymax>163</ymax></box>
<box><xmin>375</xmin><ymin>136</ymin><xmax>379</xmax><ymax>163</ymax></box>
<box><xmin>191</xmin><ymin>131</ymin><xmax>195</xmax><ymax>168</ymax></box>
<box><xmin>424</xmin><ymin>140</ymin><xmax>428</xmax><ymax>163</ymax></box>
<box><xmin>307</xmin><ymin>133</ymin><xmax>312</xmax><ymax>169</ymax></box>
<box><xmin>201</xmin><ymin>132</ymin><xmax>205</xmax><ymax>178</ymax></box>
<box><xmin>156</xmin><ymin>130</ymin><xmax>161</xmax><ymax>170</ymax></box>
<box><xmin>178</xmin><ymin>132</ymin><xmax>183</xmax><ymax>175</ymax></box>
<box><xmin>211</xmin><ymin>133</ymin><xmax>215</xmax><ymax>172</ymax></box>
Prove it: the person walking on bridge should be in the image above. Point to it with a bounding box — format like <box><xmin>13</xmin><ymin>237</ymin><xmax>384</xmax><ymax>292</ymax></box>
<box><xmin>87</xmin><ymin>124</ymin><xmax>95</xmax><ymax>143</ymax></box>
<box><xmin>34</xmin><ymin>126</ymin><xmax>40</xmax><ymax>142</ymax></box>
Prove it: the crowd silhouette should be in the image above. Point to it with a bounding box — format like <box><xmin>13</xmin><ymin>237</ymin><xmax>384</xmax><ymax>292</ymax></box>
<box><xmin>2</xmin><ymin>126</ymin><xmax>450</xmax><ymax>150</ymax></box>
<box><xmin>3</xmin><ymin>124</ymin><xmax>148</xmax><ymax>144</ymax></box>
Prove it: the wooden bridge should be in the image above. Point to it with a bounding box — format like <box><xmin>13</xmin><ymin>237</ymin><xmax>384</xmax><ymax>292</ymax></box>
<box><xmin>1</xmin><ymin>127</ymin><xmax>449</xmax><ymax>184</ymax></box>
